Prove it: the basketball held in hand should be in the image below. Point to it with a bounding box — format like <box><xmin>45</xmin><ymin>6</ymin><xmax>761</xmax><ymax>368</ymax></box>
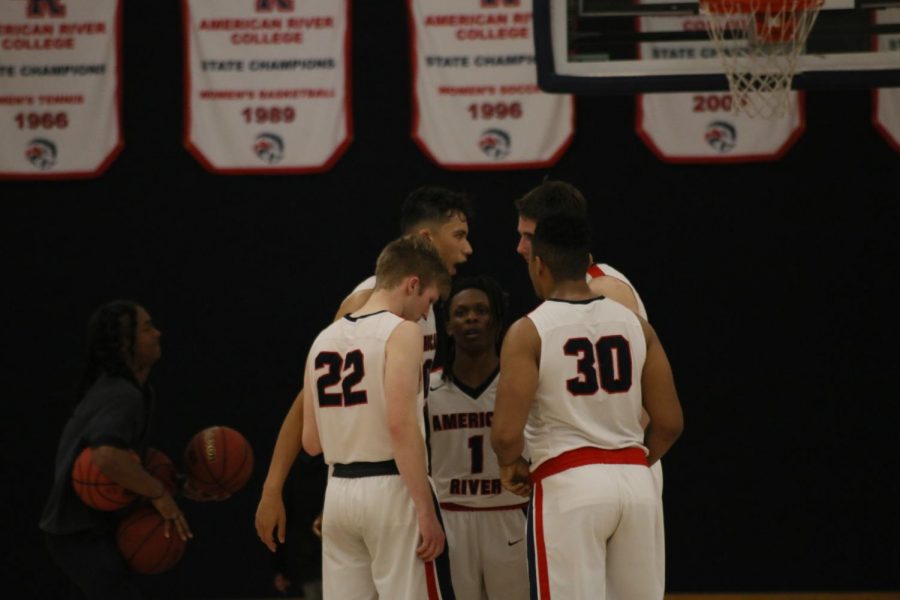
<box><xmin>71</xmin><ymin>447</ymin><xmax>139</xmax><ymax>511</ymax></box>
<box><xmin>143</xmin><ymin>447</ymin><xmax>179</xmax><ymax>495</ymax></box>
<box><xmin>116</xmin><ymin>505</ymin><xmax>186</xmax><ymax>574</ymax></box>
<box><xmin>183</xmin><ymin>426</ymin><xmax>254</xmax><ymax>497</ymax></box>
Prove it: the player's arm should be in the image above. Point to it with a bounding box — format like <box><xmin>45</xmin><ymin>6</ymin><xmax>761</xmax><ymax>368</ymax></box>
<box><xmin>256</xmin><ymin>359</ymin><xmax>312</xmax><ymax>552</ymax></box>
<box><xmin>638</xmin><ymin>317</ymin><xmax>683</xmax><ymax>465</ymax></box>
<box><xmin>491</xmin><ymin>317</ymin><xmax>540</xmax><ymax>496</ymax></box>
<box><xmin>92</xmin><ymin>446</ymin><xmax>192</xmax><ymax>540</ymax></box>
<box><xmin>385</xmin><ymin>321</ymin><xmax>445</xmax><ymax>563</ymax></box>
<box><xmin>301</xmin><ymin>370</ymin><xmax>322</xmax><ymax>456</ymax></box>
<box><xmin>589</xmin><ymin>276</ymin><xmax>640</xmax><ymax>315</ymax></box>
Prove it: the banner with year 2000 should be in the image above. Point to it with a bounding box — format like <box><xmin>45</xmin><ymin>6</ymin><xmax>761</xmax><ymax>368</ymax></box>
<box><xmin>873</xmin><ymin>7</ymin><xmax>900</xmax><ymax>153</ymax></box>
<box><xmin>184</xmin><ymin>0</ymin><xmax>351</xmax><ymax>174</ymax></box>
<box><xmin>0</xmin><ymin>0</ymin><xmax>122</xmax><ymax>179</ymax></box>
<box><xmin>635</xmin><ymin>0</ymin><xmax>804</xmax><ymax>163</ymax></box>
<box><xmin>409</xmin><ymin>0</ymin><xmax>573</xmax><ymax>170</ymax></box>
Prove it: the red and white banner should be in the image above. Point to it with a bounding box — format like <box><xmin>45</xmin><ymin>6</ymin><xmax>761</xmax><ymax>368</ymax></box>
<box><xmin>635</xmin><ymin>2</ymin><xmax>804</xmax><ymax>163</ymax></box>
<box><xmin>0</xmin><ymin>0</ymin><xmax>122</xmax><ymax>180</ymax></box>
<box><xmin>409</xmin><ymin>0</ymin><xmax>573</xmax><ymax>170</ymax></box>
<box><xmin>184</xmin><ymin>0</ymin><xmax>351</xmax><ymax>174</ymax></box>
<box><xmin>873</xmin><ymin>7</ymin><xmax>900</xmax><ymax>153</ymax></box>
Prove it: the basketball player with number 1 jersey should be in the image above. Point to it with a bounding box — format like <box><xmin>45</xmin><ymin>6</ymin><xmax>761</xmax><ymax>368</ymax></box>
<box><xmin>427</xmin><ymin>276</ymin><xmax>529</xmax><ymax>599</ymax></box>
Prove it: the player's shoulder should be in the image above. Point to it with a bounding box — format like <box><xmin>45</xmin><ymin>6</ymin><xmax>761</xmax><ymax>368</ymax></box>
<box><xmin>350</xmin><ymin>275</ymin><xmax>376</xmax><ymax>294</ymax></box>
<box><xmin>428</xmin><ymin>367</ymin><xmax>449</xmax><ymax>394</ymax></box>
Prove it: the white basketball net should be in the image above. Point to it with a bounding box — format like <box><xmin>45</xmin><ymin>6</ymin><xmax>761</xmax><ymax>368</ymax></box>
<box><xmin>699</xmin><ymin>0</ymin><xmax>825</xmax><ymax>118</ymax></box>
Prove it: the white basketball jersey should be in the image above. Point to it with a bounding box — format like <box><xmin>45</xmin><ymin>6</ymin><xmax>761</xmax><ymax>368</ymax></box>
<box><xmin>587</xmin><ymin>263</ymin><xmax>648</xmax><ymax>320</ymax></box>
<box><xmin>428</xmin><ymin>370</ymin><xmax>526</xmax><ymax>508</ymax></box>
<box><xmin>307</xmin><ymin>311</ymin><xmax>427</xmax><ymax>466</ymax></box>
<box><xmin>352</xmin><ymin>275</ymin><xmax>439</xmax><ymax>394</ymax></box>
<box><xmin>526</xmin><ymin>298</ymin><xmax>648</xmax><ymax>471</ymax></box>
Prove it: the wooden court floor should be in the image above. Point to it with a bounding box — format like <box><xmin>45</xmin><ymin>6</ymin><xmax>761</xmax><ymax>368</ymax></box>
<box><xmin>665</xmin><ymin>593</ymin><xmax>900</xmax><ymax>600</ymax></box>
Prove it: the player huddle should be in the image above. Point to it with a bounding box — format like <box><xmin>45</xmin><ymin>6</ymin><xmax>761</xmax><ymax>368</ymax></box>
<box><xmin>256</xmin><ymin>181</ymin><xmax>684</xmax><ymax>600</ymax></box>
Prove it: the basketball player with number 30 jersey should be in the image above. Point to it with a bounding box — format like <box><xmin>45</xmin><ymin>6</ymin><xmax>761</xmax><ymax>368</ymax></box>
<box><xmin>302</xmin><ymin>236</ymin><xmax>455</xmax><ymax>600</ymax></box>
<box><xmin>492</xmin><ymin>215</ymin><xmax>683</xmax><ymax>600</ymax></box>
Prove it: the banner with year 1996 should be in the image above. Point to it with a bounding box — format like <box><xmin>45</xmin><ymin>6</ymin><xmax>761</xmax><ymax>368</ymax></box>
<box><xmin>184</xmin><ymin>0</ymin><xmax>351</xmax><ymax>174</ymax></box>
<box><xmin>0</xmin><ymin>0</ymin><xmax>122</xmax><ymax>180</ymax></box>
<box><xmin>409</xmin><ymin>0</ymin><xmax>574</xmax><ymax>170</ymax></box>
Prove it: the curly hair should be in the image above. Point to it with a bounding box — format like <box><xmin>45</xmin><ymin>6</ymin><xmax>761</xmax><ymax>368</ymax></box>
<box><xmin>441</xmin><ymin>275</ymin><xmax>509</xmax><ymax>383</ymax></box>
<box><xmin>76</xmin><ymin>300</ymin><xmax>141</xmax><ymax>400</ymax></box>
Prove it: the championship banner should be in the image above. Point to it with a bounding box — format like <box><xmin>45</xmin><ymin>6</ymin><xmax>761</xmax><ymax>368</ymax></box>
<box><xmin>873</xmin><ymin>7</ymin><xmax>900</xmax><ymax>153</ymax></box>
<box><xmin>0</xmin><ymin>0</ymin><xmax>122</xmax><ymax>180</ymax></box>
<box><xmin>184</xmin><ymin>0</ymin><xmax>351</xmax><ymax>174</ymax></box>
<box><xmin>635</xmin><ymin>1</ymin><xmax>804</xmax><ymax>163</ymax></box>
<box><xmin>409</xmin><ymin>0</ymin><xmax>574</xmax><ymax>170</ymax></box>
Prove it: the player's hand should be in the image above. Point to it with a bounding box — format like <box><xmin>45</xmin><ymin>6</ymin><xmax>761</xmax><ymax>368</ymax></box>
<box><xmin>255</xmin><ymin>491</ymin><xmax>287</xmax><ymax>553</ymax></box>
<box><xmin>500</xmin><ymin>457</ymin><xmax>532</xmax><ymax>497</ymax></box>
<box><xmin>415</xmin><ymin>510</ymin><xmax>445</xmax><ymax>563</ymax></box>
<box><xmin>311</xmin><ymin>511</ymin><xmax>323</xmax><ymax>539</ymax></box>
<box><xmin>151</xmin><ymin>491</ymin><xmax>193</xmax><ymax>541</ymax></box>
<box><xmin>181</xmin><ymin>477</ymin><xmax>231</xmax><ymax>502</ymax></box>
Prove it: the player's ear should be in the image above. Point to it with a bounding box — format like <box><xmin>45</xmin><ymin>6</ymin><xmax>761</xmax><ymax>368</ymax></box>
<box><xmin>416</xmin><ymin>227</ymin><xmax>432</xmax><ymax>241</ymax></box>
<box><xmin>406</xmin><ymin>275</ymin><xmax>422</xmax><ymax>295</ymax></box>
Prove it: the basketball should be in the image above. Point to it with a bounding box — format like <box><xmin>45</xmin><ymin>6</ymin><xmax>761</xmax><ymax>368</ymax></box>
<box><xmin>71</xmin><ymin>447</ymin><xmax>139</xmax><ymax>511</ymax></box>
<box><xmin>183</xmin><ymin>425</ymin><xmax>254</xmax><ymax>496</ymax></box>
<box><xmin>116</xmin><ymin>505</ymin><xmax>186</xmax><ymax>574</ymax></box>
<box><xmin>144</xmin><ymin>447</ymin><xmax>179</xmax><ymax>495</ymax></box>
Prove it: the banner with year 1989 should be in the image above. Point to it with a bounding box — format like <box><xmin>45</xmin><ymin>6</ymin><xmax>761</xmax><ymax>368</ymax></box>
<box><xmin>184</xmin><ymin>0</ymin><xmax>351</xmax><ymax>174</ymax></box>
<box><xmin>0</xmin><ymin>0</ymin><xmax>122</xmax><ymax>180</ymax></box>
<box><xmin>409</xmin><ymin>0</ymin><xmax>574</xmax><ymax>170</ymax></box>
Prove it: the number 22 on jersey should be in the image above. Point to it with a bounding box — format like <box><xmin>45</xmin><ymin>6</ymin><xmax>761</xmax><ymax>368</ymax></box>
<box><xmin>315</xmin><ymin>350</ymin><xmax>368</xmax><ymax>407</ymax></box>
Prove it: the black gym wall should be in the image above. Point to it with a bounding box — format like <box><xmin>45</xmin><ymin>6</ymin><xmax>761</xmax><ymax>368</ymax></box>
<box><xmin>2</xmin><ymin>1</ymin><xmax>898</xmax><ymax>598</ymax></box>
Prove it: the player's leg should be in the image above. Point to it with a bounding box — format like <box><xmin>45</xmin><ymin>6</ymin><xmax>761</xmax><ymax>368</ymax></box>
<box><xmin>320</xmin><ymin>478</ymin><xmax>377</xmax><ymax>600</ymax></box>
<box><xmin>605</xmin><ymin>465</ymin><xmax>664</xmax><ymax>600</ymax></box>
<box><xmin>442</xmin><ymin>510</ymin><xmax>486</xmax><ymax>599</ymax></box>
<box><xmin>528</xmin><ymin>466</ymin><xmax>619</xmax><ymax>600</ymax></box>
<box><xmin>366</xmin><ymin>476</ymin><xmax>454</xmax><ymax>599</ymax></box>
<box><xmin>481</xmin><ymin>508</ymin><xmax>529</xmax><ymax>600</ymax></box>
<box><xmin>45</xmin><ymin>531</ymin><xmax>141</xmax><ymax>600</ymax></box>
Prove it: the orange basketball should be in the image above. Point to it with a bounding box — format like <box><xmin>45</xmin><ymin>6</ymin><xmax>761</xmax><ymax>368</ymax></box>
<box><xmin>144</xmin><ymin>447</ymin><xmax>179</xmax><ymax>495</ymax></box>
<box><xmin>71</xmin><ymin>447</ymin><xmax>139</xmax><ymax>511</ymax></box>
<box><xmin>116</xmin><ymin>505</ymin><xmax>185</xmax><ymax>574</ymax></box>
<box><xmin>183</xmin><ymin>426</ymin><xmax>254</xmax><ymax>496</ymax></box>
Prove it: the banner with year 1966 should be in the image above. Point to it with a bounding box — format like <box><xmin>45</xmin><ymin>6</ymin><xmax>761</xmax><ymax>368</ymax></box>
<box><xmin>0</xmin><ymin>0</ymin><xmax>122</xmax><ymax>179</ymax></box>
<box><xmin>184</xmin><ymin>0</ymin><xmax>351</xmax><ymax>174</ymax></box>
<box><xmin>409</xmin><ymin>0</ymin><xmax>574</xmax><ymax>170</ymax></box>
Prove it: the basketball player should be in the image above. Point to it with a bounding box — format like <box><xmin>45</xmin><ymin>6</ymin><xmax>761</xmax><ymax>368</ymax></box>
<box><xmin>301</xmin><ymin>235</ymin><xmax>454</xmax><ymax>599</ymax></box>
<box><xmin>256</xmin><ymin>186</ymin><xmax>472</xmax><ymax>552</ymax></box>
<box><xmin>428</xmin><ymin>276</ymin><xmax>529</xmax><ymax>600</ymax></box>
<box><xmin>491</xmin><ymin>215</ymin><xmax>683</xmax><ymax>599</ymax></box>
<box><xmin>40</xmin><ymin>301</ymin><xmax>191</xmax><ymax>600</ymax></box>
<box><xmin>515</xmin><ymin>180</ymin><xmax>646</xmax><ymax>318</ymax></box>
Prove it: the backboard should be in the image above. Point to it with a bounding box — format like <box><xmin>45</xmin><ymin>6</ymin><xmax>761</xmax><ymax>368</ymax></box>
<box><xmin>534</xmin><ymin>0</ymin><xmax>900</xmax><ymax>93</ymax></box>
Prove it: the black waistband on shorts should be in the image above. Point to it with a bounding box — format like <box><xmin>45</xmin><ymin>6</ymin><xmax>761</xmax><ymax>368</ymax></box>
<box><xmin>332</xmin><ymin>459</ymin><xmax>399</xmax><ymax>478</ymax></box>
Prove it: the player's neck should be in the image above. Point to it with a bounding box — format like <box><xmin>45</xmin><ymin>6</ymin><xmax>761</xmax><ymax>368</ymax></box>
<box><xmin>546</xmin><ymin>279</ymin><xmax>594</xmax><ymax>301</ymax></box>
<box><xmin>358</xmin><ymin>288</ymin><xmax>404</xmax><ymax>319</ymax></box>
<box><xmin>452</xmin><ymin>351</ymin><xmax>498</xmax><ymax>389</ymax></box>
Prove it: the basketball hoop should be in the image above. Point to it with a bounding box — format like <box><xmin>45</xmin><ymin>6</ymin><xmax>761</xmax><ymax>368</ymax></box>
<box><xmin>699</xmin><ymin>0</ymin><xmax>825</xmax><ymax>118</ymax></box>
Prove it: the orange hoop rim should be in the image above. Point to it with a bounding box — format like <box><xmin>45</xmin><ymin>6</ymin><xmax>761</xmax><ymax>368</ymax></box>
<box><xmin>700</xmin><ymin>0</ymin><xmax>825</xmax><ymax>13</ymax></box>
